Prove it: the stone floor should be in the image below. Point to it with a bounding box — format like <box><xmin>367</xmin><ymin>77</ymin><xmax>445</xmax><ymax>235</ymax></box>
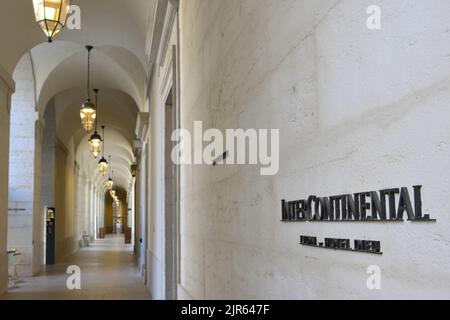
<box><xmin>1</xmin><ymin>234</ymin><xmax>151</xmax><ymax>300</ymax></box>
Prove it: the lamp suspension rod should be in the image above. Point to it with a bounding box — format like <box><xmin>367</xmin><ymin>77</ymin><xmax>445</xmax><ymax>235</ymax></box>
<box><xmin>94</xmin><ymin>88</ymin><xmax>99</xmax><ymax>131</ymax></box>
<box><xmin>86</xmin><ymin>46</ymin><xmax>93</xmax><ymax>99</ymax></box>
<box><xmin>102</xmin><ymin>125</ymin><xmax>106</xmax><ymax>157</ymax></box>
<box><xmin>108</xmin><ymin>156</ymin><xmax>112</xmax><ymax>179</ymax></box>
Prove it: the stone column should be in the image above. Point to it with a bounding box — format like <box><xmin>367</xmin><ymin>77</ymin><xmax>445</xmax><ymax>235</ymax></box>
<box><xmin>101</xmin><ymin>196</ymin><xmax>104</xmax><ymax>229</ymax></box>
<box><xmin>32</xmin><ymin>118</ymin><xmax>44</xmax><ymax>275</ymax></box>
<box><xmin>94</xmin><ymin>190</ymin><xmax>97</xmax><ymax>240</ymax></box>
<box><xmin>0</xmin><ymin>68</ymin><xmax>14</xmax><ymax>295</ymax></box>
<box><xmin>79</xmin><ymin>174</ymin><xmax>86</xmax><ymax>238</ymax></box>
<box><xmin>85</xmin><ymin>181</ymin><xmax>91</xmax><ymax>238</ymax></box>
<box><xmin>73</xmin><ymin>165</ymin><xmax>78</xmax><ymax>244</ymax></box>
<box><xmin>131</xmin><ymin>182</ymin><xmax>135</xmax><ymax>245</ymax></box>
<box><xmin>94</xmin><ymin>189</ymin><xmax>99</xmax><ymax>240</ymax></box>
<box><xmin>92</xmin><ymin>187</ymin><xmax>96</xmax><ymax>240</ymax></box>
<box><xmin>90</xmin><ymin>184</ymin><xmax>95</xmax><ymax>238</ymax></box>
<box><xmin>99</xmin><ymin>192</ymin><xmax>103</xmax><ymax>237</ymax></box>
<box><xmin>74</xmin><ymin>166</ymin><xmax>81</xmax><ymax>245</ymax></box>
<box><xmin>99</xmin><ymin>193</ymin><xmax>104</xmax><ymax>238</ymax></box>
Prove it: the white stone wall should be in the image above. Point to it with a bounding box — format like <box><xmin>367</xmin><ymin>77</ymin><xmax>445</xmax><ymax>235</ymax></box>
<box><xmin>41</xmin><ymin>103</ymin><xmax>78</xmax><ymax>262</ymax></box>
<box><xmin>178</xmin><ymin>0</ymin><xmax>450</xmax><ymax>299</ymax></box>
<box><xmin>7</xmin><ymin>54</ymin><xmax>36</xmax><ymax>277</ymax></box>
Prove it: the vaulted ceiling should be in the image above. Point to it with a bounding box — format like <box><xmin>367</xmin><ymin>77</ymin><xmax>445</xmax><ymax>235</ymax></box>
<box><xmin>1</xmin><ymin>0</ymin><xmax>154</xmax><ymax>192</ymax></box>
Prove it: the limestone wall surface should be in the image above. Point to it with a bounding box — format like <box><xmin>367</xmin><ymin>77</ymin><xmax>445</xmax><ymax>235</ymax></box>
<box><xmin>177</xmin><ymin>0</ymin><xmax>450</xmax><ymax>299</ymax></box>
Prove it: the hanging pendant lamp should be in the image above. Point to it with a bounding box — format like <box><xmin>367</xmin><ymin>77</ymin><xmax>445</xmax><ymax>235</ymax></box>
<box><xmin>80</xmin><ymin>46</ymin><xmax>96</xmax><ymax>132</ymax></box>
<box><xmin>33</xmin><ymin>0</ymin><xmax>71</xmax><ymax>43</ymax></box>
<box><xmin>98</xmin><ymin>126</ymin><xmax>108</xmax><ymax>176</ymax></box>
<box><xmin>131</xmin><ymin>162</ymin><xmax>138</xmax><ymax>178</ymax></box>
<box><xmin>105</xmin><ymin>157</ymin><xmax>114</xmax><ymax>190</ymax></box>
<box><xmin>88</xmin><ymin>89</ymin><xmax>103</xmax><ymax>158</ymax></box>
<box><xmin>94</xmin><ymin>89</ymin><xmax>107</xmax><ymax>173</ymax></box>
<box><xmin>106</xmin><ymin>179</ymin><xmax>114</xmax><ymax>190</ymax></box>
<box><xmin>109</xmin><ymin>169</ymin><xmax>116</xmax><ymax>198</ymax></box>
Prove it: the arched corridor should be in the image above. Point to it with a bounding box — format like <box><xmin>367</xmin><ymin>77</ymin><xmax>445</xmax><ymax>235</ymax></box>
<box><xmin>0</xmin><ymin>0</ymin><xmax>152</xmax><ymax>300</ymax></box>
<box><xmin>1</xmin><ymin>0</ymin><xmax>450</xmax><ymax>303</ymax></box>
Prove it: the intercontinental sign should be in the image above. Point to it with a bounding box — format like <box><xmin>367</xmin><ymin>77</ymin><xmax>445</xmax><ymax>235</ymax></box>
<box><xmin>282</xmin><ymin>186</ymin><xmax>435</xmax><ymax>222</ymax></box>
<box><xmin>282</xmin><ymin>186</ymin><xmax>435</xmax><ymax>255</ymax></box>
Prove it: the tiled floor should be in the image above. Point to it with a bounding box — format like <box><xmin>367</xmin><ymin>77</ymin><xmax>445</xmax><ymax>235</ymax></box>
<box><xmin>1</xmin><ymin>235</ymin><xmax>151</xmax><ymax>300</ymax></box>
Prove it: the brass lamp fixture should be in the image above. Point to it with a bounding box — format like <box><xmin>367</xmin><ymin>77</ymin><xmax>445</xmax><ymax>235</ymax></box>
<box><xmin>105</xmin><ymin>158</ymin><xmax>114</xmax><ymax>190</ymax></box>
<box><xmin>98</xmin><ymin>126</ymin><xmax>108</xmax><ymax>176</ymax></box>
<box><xmin>110</xmin><ymin>190</ymin><xmax>116</xmax><ymax>198</ymax></box>
<box><xmin>80</xmin><ymin>46</ymin><xmax>96</xmax><ymax>131</ymax></box>
<box><xmin>88</xmin><ymin>131</ymin><xmax>102</xmax><ymax>158</ymax></box>
<box><xmin>98</xmin><ymin>155</ymin><xmax>108</xmax><ymax>176</ymax></box>
<box><xmin>88</xmin><ymin>89</ymin><xmax>103</xmax><ymax>158</ymax></box>
<box><xmin>106</xmin><ymin>178</ymin><xmax>114</xmax><ymax>190</ymax></box>
<box><xmin>131</xmin><ymin>163</ymin><xmax>138</xmax><ymax>178</ymax></box>
<box><xmin>32</xmin><ymin>0</ymin><xmax>71</xmax><ymax>42</ymax></box>
<box><xmin>98</xmin><ymin>160</ymin><xmax>108</xmax><ymax>175</ymax></box>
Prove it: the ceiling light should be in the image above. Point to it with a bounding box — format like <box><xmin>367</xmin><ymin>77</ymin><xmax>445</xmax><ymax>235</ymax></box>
<box><xmin>98</xmin><ymin>120</ymin><xmax>108</xmax><ymax>175</ymax></box>
<box><xmin>80</xmin><ymin>46</ymin><xmax>96</xmax><ymax>131</ymax></box>
<box><xmin>106</xmin><ymin>178</ymin><xmax>114</xmax><ymax>190</ymax></box>
<box><xmin>88</xmin><ymin>89</ymin><xmax>103</xmax><ymax>158</ymax></box>
<box><xmin>106</xmin><ymin>165</ymin><xmax>114</xmax><ymax>190</ymax></box>
<box><xmin>98</xmin><ymin>157</ymin><xmax>108</xmax><ymax>176</ymax></box>
<box><xmin>33</xmin><ymin>0</ymin><xmax>71</xmax><ymax>42</ymax></box>
<box><xmin>88</xmin><ymin>131</ymin><xmax>102</xmax><ymax>158</ymax></box>
<box><xmin>131</xmin><ymin>163</ymin><xmax>137</xmax><ymax>178</ymax></box>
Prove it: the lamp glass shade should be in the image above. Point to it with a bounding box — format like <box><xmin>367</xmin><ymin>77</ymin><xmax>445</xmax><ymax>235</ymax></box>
<box><xmin>110</xmin><ymin>190</ymin><xmax>116</xmax><ymax>198</ymax></box>
<box><xmin>80</xmin><ymin>99</ymin><xmax>96</xmax><ymax>132</ymax></box>
<box><xmin>88</xmin><ymin>131</ymin><xmax>102</xmax><ymax>158</ymax></box>
<box><xmin>98</xmin><ymin>157</ymin><xmax>108</xmax><ymax>176</ymax></box>
<box><xmin>33</xmin><ymin>0</ymin><xmax>71</xmax><ymax>42</ymax></box>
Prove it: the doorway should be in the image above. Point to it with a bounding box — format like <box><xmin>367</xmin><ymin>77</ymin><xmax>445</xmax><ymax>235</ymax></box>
<box><xmin>45</xmin><ymin>207</ymin><xmax>56</xmax><ymax>265</ymax></box>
